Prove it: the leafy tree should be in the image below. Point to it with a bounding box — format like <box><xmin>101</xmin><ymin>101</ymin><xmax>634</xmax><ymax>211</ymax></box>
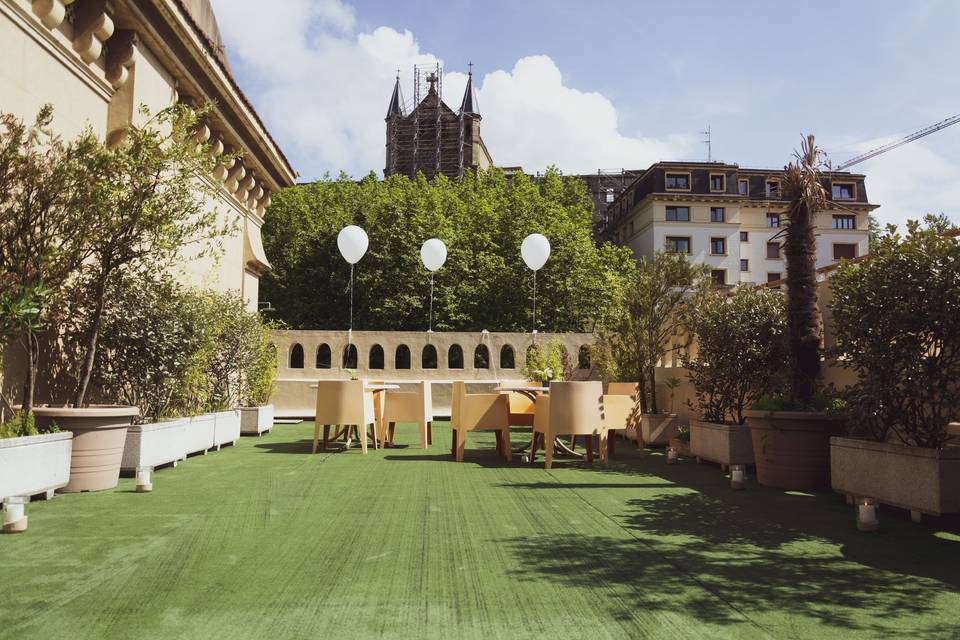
<box><xmin>260</xmin><ymin>168</ymin><xmax>635</xmax><ymax>332</ymax></box>
<box><xmin>70</xmin><ymin>104</ymin><xmax>230</xmax><ymax>407</ymax></box>
<box><xmin>683</xmin><ymin>287</ymin><xmax>787</xmax><ymax>424</ymax></box>
<box><xmin>830</xmin><ymin>221</ymin><xmax>960</xmax><ymax>447</ymax></box>
<box><xmin>595</xmin><ymin>251</ymin><xmax>709</xmax><ymax>414</ymax></box>
<box><xmin>0</xmin><ymin>106</ymin><xmax>103</xmax><ymax>419</ymax></box>
<box><xmin>920</xmin><ymin>212</ymin><xmax>957</xmax><ymax>235</ymax></box>
<box><xmin>781</xmin><ymin>134</ymin><xmax>828</xmax><ymax>406</ymax></box>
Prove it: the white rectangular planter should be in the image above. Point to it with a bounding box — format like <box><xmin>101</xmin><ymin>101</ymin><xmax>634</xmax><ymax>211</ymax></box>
<box><xmin>240</xmin><ymin>405</ymin><xmax>274</xmax><ymax>436</ymax></box>
<box><xmin>213</xmin><ymin>409</ymin><xmax>241</xmax><ymax>449</ymax></box>
<box><xmin>0</xmin><ymin>432</ymin><xmax>73</xmax><ymax>500</ymax></box>
<box><xmin>121</xmin><ymin>418</ymin><xmax>187</xmax><ymax>471</ymax></box>
<box><xmin>690</xmin><ymin>420</ymin><xmax>755</xmax><ymax>468</ymax></box>
<box><xmin>184</xmin><ymin>413</ymin><xmax>216</xmax><ymax>456</ymax></box>
<box><xmin>831</xmin><ymin>436</ymin><xmax>960</xmax><ymax>516</ymax></box>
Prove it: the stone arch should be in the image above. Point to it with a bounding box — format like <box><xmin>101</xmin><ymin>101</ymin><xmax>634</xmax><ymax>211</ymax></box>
<box><xmin>499</xmin><ymin>344</ymin><xmax>515</xmax><ymax>369</ymax></box>
<box><xmin>369</xmin><ymin>344</ymin><xmax>385</xmax><ymax>370</ymax></box>
<box><xmin>422</xmin><ymin>344</ymin><xmax>438</xmax><ymax>369</ymax></box>
<box><xmin>395</xmin><ymin>344</ymin><xmax>411</xmax><ymax>369</ymax></box>
<box><xmin>315</xmin><ymin>343</ymin><xmax>331</xmax><ymax>369</ymax></box>
<box><xmin>289</xmin><ymin>343</ymin><xmax>304</xmax><ymax>369</ymax></box>
<box><xmin>474</xmin><ymin>344</ymin><xmax>490</xmax><ymax>369</ymax></box>
<box><xmin>342</xmin><ymin>344</ymin><xmax>358</xmax><ymax>369</ymax></box>
<box><xmin>448</xmin><ymin>344</ymin><xmax>464</xmax><ymax>369</ymax></box>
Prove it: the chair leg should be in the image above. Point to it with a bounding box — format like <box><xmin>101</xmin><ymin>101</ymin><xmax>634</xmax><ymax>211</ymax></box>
<box><xmin>312</xmin><ymin>423</ymin><xmax>321</xmax><ymax>454</ymax></box>
<box><xmin>530</xmin><ymin>432</ymin><xmax>540</xmax><ymax>462</ymax></box>
<box><xmin>495</xmin><ymin>430</ymin><xmax>502</xmax><ymax>454</ymax></box>
<box><xmin>501</xmin><ymin>428</ymin><xmax>512</xmax><ymax>461</ymax></box>
<box><xmin>570</xmin><ymin>435</ymin><xmax>576</xmax><ymax>451</ymax></box>
<box><xmin>360</xmin><ymin>424</ymin><xmax>368</xmax><ymax>454</ymax></box>
<box><xmin>380</xmin><ymin>421</ymin><xmax>389</xmax><ymax>449</ymax></box>
<box><xmin>427</xmin><ymin>421</ymin><xmax>433</xmax><ymax>446</ymax></box>
<box><xmin>586</xmin><ymin>435</ymin><xmax>594</xmax><ymax>463</ymax></box>
<box><xmin>342</xmin><ymin>425</ymin><xmax>351</xmax><ymax>450</ymax></box>
<box><xmin>322</xmin><ymin>425</ymin><xmax>330</xmax><ymax>451</ymax></box>
<box><xmin>370</xmin><ymin>425</ymin><xmax>378</xmax><ymax>450</ymax></box>
<box><xmin>608</xmin><ymin>429</ymin><xmax>616</xmax><ymax>459</ymax></box>
<box><xmin>451</xmin><ymin>428</ymin><xmax>457</xmax><ymax>458</ymax></box>
<box><xmin>419</xmin><ymin>420</ymin><xmax>427</xmax><ymax>449</ymax></box>
<box><xmin>544</xmin><ymin>434</ymin><xmax>555</xmax><ymax>470</ymax></box>
<box><xmin>389</xmin><ymin>422</ymin><xmax>396</xmax><ymax>444</ymax></box>
<box><xmin>456</xmin><ymin>428</ymin><xmax>468</xmax><ymax>462</ymax></box>
<box><xmin>600</xmin><ymin>430</ymin><xmax>609</xmax><ymax>467</ymax></box>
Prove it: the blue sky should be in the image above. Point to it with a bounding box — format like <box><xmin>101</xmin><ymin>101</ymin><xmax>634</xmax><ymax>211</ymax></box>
<box><xmin>212</xmin><ymin>0</ymin><xmax>960</xmax><ymax>226</ymax></box>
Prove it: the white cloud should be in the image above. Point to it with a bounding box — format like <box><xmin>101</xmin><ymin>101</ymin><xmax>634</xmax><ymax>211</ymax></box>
<box><xmin>210</xmin><ymin>0</ymin><xmax>691</xmax><ymax>179</ymax></box>
<box><xmin>854</xmin><ymin>137</ymin><xmax>960</xmax><ymax>228</ymax></box>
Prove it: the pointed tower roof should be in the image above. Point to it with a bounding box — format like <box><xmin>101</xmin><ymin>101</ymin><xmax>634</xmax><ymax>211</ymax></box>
<box><xmin>386</xmin><ymin>75</ymin><xmax>404</xmax><ymax>119</ymax></box>
<box><xmin>459</xmin><ymin>66</ymin><xmax>479</xmax><ymax>116</ymax></box>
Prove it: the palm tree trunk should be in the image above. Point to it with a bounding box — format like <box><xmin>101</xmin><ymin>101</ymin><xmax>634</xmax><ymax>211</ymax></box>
<box><xmin>783</xmin><ymin>200</ymin><xmax>821</xmax><ymax>405</ymax></box>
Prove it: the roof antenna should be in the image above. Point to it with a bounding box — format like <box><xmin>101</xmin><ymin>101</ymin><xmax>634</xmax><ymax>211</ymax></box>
<box><xmin>701</xmin><ymin>125</ymin><xmax>712</xmax><ymax>162</ymax></box>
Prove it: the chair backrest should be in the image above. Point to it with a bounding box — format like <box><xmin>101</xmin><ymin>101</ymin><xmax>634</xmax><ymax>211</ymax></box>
<box><xmin>451</xmin><ymin>381</ymin><xmax>508</xmax><ymax>430</ymax></box>
<box><xmin>548</xmin><ymin>381</ymin><xmax>604</xmax><ymax>436</ymax></box>
<box><xmin>315</xmin><ymin>380</ymin><xmax>367</xmax><ymax>425</ymax></box>
<box><xmin>383</xmin><ymin>381</ymin><xmax>432</xmax><ymax>422</ymax></box>
<box><xmin>607</xmin><ymin>382</ymin><xmax>640</xmax><ymax>398</ymax></box>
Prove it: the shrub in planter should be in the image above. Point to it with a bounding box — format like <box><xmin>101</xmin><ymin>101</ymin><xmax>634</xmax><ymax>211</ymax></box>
<box><xmin>828</xmin><ymin>221</ymin><xmax>960</xmax><ymax>516</ymax></box>
<box><xmin>684</xmin><ymin>287</ymin><xmax>787</xmax><ymax>467</ymax></box>
<box><xmin>521</xmin><ymin>340</ymin><xmax>570</xmax><ymax>386</ymax></box>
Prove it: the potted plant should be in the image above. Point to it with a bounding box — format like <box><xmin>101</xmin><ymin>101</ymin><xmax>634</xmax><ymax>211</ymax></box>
<box><xmin>828</xmin><ymin>221</ymin><xmax>960</xmax><ymax>519</ymax></box>
<box><xmin>239</xmin><ymin>317</ymin><xmax>278</xmax><ymax>437</ymax></box>
<box><xmin>521</xmin><ymin>339</ymin><xmax>569</xmax><ymax>387</ymax></box>
<box><xmin>597</xmin><ymin>251</ymin><xmax>709</xmax><ymax>446</ymax></box>
<box><xmin>684</xmin><ymin>287</ymin><xmax>787</xmax><ymax>470</ymax></box>
<box><xmin>743</xmin><ymin>135</ymin><xmax>844</xmax><ymax>490</ymax></box>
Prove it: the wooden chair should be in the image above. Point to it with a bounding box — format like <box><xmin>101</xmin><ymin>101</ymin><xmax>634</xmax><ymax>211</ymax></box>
<box><xmin>606</xmin><ymin>382</ymin><xmax>643</xmax><ymax>451</ymax></box>
<box><xmin>502</xmin><ymin>383</ymin><xmax>537</xmax><ymax>427</ymax></box>
<box><xmin>313</xmin><ymin>380</ymin><xmax>377</xmax><ymax>454</ymax></box>
<box><xmin>450</xmin><ymin>381</ymin><xmax>512</xmax><ymax>462</ymax></box>
<box><xmin>381</xmin><ymin>382</ymin><xmax>433</xmax><ymax>448</ymax></box>
<box><xmin>531</xmin><ymin>381</ymin><xmax>607</xmax><ymax>469</ymax></box>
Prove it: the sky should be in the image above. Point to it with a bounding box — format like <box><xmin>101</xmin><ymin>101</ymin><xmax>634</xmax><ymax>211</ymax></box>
<box><xmin>209</xmin><ymin>0</ymin><xmax>960</xmax><ymax>227</ymax></box>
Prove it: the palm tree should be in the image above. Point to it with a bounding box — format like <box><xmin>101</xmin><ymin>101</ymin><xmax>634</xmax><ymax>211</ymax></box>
<box><xmin>781</xmin><ymin>135</ymin><xmax>828</xmax><ymax>405</ymax></box>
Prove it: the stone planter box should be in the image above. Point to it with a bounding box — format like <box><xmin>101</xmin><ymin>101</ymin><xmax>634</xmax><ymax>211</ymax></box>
<box><xmin>121</xmin><ymin>418</ymin><xmax>187</xmax><ymax>472</ymax></box>
<box><xmin>690</xmin><ymin>420</ymin><xmax>755</xmax><ymax>469</ymax></box>
<box><xmin>0</xmin><ymin>432</ymin><xmax>73</xmax><ymax>533</ymax></box>
<box><xmin>213</xmin><ymin>409</ymin><xmax>241</xmax><ymax>449</ymax></box>
<box><xmin>744</xmin><ymin>410</ymin><xmax>842</xmax><ymax>490</ymax></box>
<box><xmin>240</xmin><ymin>405</ymin><xmax>274</xmax><ymax>436</ymax></box>
<box><xmin>641</xmin><ymin>413</ymin><xmax>679</xmax><ymax>446</ymax></box>
<box><xmin>831</xmin><ymin>436</ymin><xmax>960</xmax><ymax>517</ymax></box>
<box><xmin>184</xmin><ymin>413</ymin><xmax>216</xmax><ymax>456</ymax></box>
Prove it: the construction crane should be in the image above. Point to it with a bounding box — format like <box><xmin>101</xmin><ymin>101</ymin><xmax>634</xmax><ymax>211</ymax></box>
<box><xmin>834</xmin><ymin>113</ymin><xmax>960</xmax><ymax>170</ymax></box>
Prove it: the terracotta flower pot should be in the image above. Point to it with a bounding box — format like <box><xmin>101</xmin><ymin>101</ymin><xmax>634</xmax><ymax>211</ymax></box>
<box><xmin>743</xmin><ymin>410</ymin><xmax>843</xmax><ymax>490</ymax></box>
<box><xmin>33</xmin><ymin>405</ymin><xmax>139</xmax><ymax>493</ymax></box>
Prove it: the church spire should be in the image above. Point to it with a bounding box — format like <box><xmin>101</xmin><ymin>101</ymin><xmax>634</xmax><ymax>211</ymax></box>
<box><xmin>386</xmin><ymin>73</ymin><xmax>403</xmax><ymax>119</ymax></box>
<box><xmin>459</xmin><ymin>63</ymin><xmax>479</xmax><ymax>116</ymax></box>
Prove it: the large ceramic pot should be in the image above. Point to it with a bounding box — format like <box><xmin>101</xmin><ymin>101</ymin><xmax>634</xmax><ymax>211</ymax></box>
<box><xmin>640</xmin><ymin>413</ymin><xmax>679</xmax><ymax>446</ymax></box>
<box><xmin>33</xmin><ymin>405</ymin><xmax>139</xmax><ymax>492</ymax></box>
<box><xmin>690</xmin><ymin>420</ymin><xmax>755</xmax><ymax>468</ymax></box>
<box><xmin>743</xmin><ymin>410</ymin><xmax>843</xmax><ymax>490</ymax></box>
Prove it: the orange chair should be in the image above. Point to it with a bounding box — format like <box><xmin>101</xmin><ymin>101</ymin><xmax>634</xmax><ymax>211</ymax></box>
<box><xmin>381</xmin><ymin>382</ymin><xmax>433</xmax><ymax>449</ymax></box>
<box><xmin>531</xmin><ymin>381</ymin><xmax>607</xmax><ymax>469</ymax></box>
<box><xmin>313</xmin><ymin>380</ymin><xmax>377</xmax><ymax>454</ymax></box>
<box><xmin>606</xmin><ymin>382</ymin><xmax>643</xmax><ymax>450</ymax></box>
<box><xmin>502</xmin><ymin>383</ymin><xmax>537</xmax><ymax>427</ymax></box>
<box><xmin>450</xmin><ymin>381</ymin><xmax>512</xmax><ymax>462</ymax></box>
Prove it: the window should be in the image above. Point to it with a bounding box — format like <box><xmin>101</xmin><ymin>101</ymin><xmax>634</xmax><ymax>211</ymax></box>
<box><xmin>710</xmin><ymin>207</ymin><xmax>725</xmax><ymax>223</ymax></box>
<box><xmin>665</xmin><ymin>172</ymin><xmax>691</xmax><ymax>190</ymax></box>
<box><xmin>500</xmin><ymin>344</ymin><xmax>515</xmax><ymax>369</ymax></box>
<box><xmin>605</xmin><ymin>188</ymin><xmax>615</xmax><ymax>203</ymax></box>
<box><xmin>740</xmin><ymin>231</ymin><xmax>749</xmax><ymax>242</ymax></box>
<box><xmin>711</xmin><ymin>269</ymin><xmax>726</xmax><ymax>286</ymax></box>
<box><xmin>833</xmin><ymin>243</ymin><xmax>857</xmax><ymax>260</ymax></box>
<box><xmin>832</xmin><ymin>182</ymin><xmax>856</xmax><ymax>200</ymax></box>
<box><xmin>395</xmin><ymin>344</ymin><xmax>411</xmax><ymax>369</ymax></box>
<box><xmin>765</xmin><ymin>179</ymin><xmax>780</xmax><ymax>197</ymax></box>
<box><xmin>832</xmin><ymin>214</ymin><xmax>856</xmax><ymax>229</ymax></box>
<box><xmin>342</xmin><ymin>344</ymin><xmax>358</xmax><ymax>369</ymax></box>
<box><xmin>767</xmin><ymin>272</ymin><xmax>782</xmax><ymax>285</ymax></box>
<box><xmin>448</xmin><ymin>344</ymin><xmax>464</xmax><ymax>369</ymax></box>
<box><xmin>316</xmin><ymin>343</ymin><xmax>331</xmax><ymax>369</ymax></box>
<box><xmin>740</xmin><ymin>259</ymin><xmax>749</xmax><ymax>272</ymax></box>
<box><xmin>474</xmin><ymin>344</ymin><xmax>489</xmax><ymax>369</ymax></box>
<box><xmin>665</xmin><ymin>206</ymin><xmax>690</xmax><ymax>221</ymax></box>
<box><xmin>710</xmin><ymin>237</ymin><xmax>726</xmax><ymax>255</ymax></box>
<box><xmin>289</xmin><ymin>343</ymin><xmax>304</xmax><ymax>369</ymax></box>
<box><xmin>738</xmin><ymin>178</ymin><xmax>749</xmax><ymax>195</ymax></box>
<box><xmin>710</xmin><ymin>174</ymin><xmax>725</xmax><ymax>192</ymax></box>
<box><xmin>368</xmin><ymin>344</ymin><xmax>384</xmax><ymax>369</ymax></box>
<box><xmin>665</xmin><ymin>236</ymin><xmax>691</xmax><ymax>254</ymax></box>
<box><xmin>766</xmin><ymin>242</ymin><xmax>781</xmax><ymax>259</ymax></box>
<box><xmin>766</xmin><ymin>213</ymin><xmax>781</xmax><ymax>228</ymax></box>
<box><xmin>421</xmin><ymin>344</ymin><xmax>438</xmax><ymax>369</ymax></box>
<box><xmin>578</xmin><ymin>345</ymin><xmax>591</xmax><ymax>370</ymax></box>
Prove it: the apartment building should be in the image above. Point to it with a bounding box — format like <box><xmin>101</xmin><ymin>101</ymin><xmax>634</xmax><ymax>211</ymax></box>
<box><xmin>598</xmin><ymin>162</ymin><xmax>877</xmax><ymax>285</ymax></box>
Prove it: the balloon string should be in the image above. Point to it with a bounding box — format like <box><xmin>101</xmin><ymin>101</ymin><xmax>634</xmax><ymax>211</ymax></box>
<box><xmin>428</xmin><ymin>272</ymin><xmax>435</xmax><ymax>332</ymax></box>
<box><xmin>532</xmin><ymin>270</ymin><xmax>537</xmax><ymax>335</ymax></box>
<box><xmin>349</xmin><ymin>263</ymin><xmax>354</xmax><ymax>334</ymax></box>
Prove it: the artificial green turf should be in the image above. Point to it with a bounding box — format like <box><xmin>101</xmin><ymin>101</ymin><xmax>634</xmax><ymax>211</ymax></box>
<box><xmin>1</xmin><ymin>422</ymin><xmax>959</xmax><ymax>639</ymax></box>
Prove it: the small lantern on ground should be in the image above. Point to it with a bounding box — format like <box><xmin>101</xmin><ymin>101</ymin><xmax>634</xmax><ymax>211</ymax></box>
<box><xmin>2</xmin><ymin>496</ymin><xmax>28</xmax><ymax>533</ymax></box>
<box><xmin>857</xmin><ymin>497</ymin><xmax>879</xmax><ymax>532</ymax></box>
<box><xmin>136</xmin><ymin>466</ymin><xmax>153</xmax><ymax>493</ymax></box>
<box><xmin>730</xmin><ymin>464</ymin><xmax>746</xmax><ymax>490</ymax></box>
<box><xmin>666</xmin><ymin>446</ymin><xmax>678</xmax><ymax>464</ymax></box>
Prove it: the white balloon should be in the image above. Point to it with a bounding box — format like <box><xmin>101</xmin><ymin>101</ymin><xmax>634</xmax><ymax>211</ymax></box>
<box><xmin>337</xmin><ymin>225</ymin><xmax>368</xmax><ymax>265</ymax></box>
<box><xmin>420</xmin><ymin>238</ymin><xmax>448</xmax><ymax>272</ymax></box>
<box><xmin>521</xmin><ymin>233</ymin><xmax>551</xmax><ymax>271</ymax></box>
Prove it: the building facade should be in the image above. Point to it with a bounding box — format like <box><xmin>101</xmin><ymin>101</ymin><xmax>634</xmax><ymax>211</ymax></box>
<box><xmin>0</xmin><ymin>0</ymin><xmax>295</xmax><ymax>310</ymax></box>
<box><xmin>598</xmin><ymin>162</ymin><xmax>876</xmax><ymax>285</ymax></box>
<box><xmin>384</xmin><ymin>66</ymin><xmax>492</xmax><ymax>181</ymax></box>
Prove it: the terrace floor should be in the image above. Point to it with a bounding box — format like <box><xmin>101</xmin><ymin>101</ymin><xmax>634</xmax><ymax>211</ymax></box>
<box><xmin>2</xmin><ymin>422</ymin><xmax>960</xmax><ymax>639</ymax></box>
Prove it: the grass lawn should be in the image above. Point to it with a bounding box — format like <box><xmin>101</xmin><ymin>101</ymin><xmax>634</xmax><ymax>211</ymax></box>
<box><xmin>2</xmin><ymin>421</ymin><xmax>959</xmax><ymax>639</ymax></box>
